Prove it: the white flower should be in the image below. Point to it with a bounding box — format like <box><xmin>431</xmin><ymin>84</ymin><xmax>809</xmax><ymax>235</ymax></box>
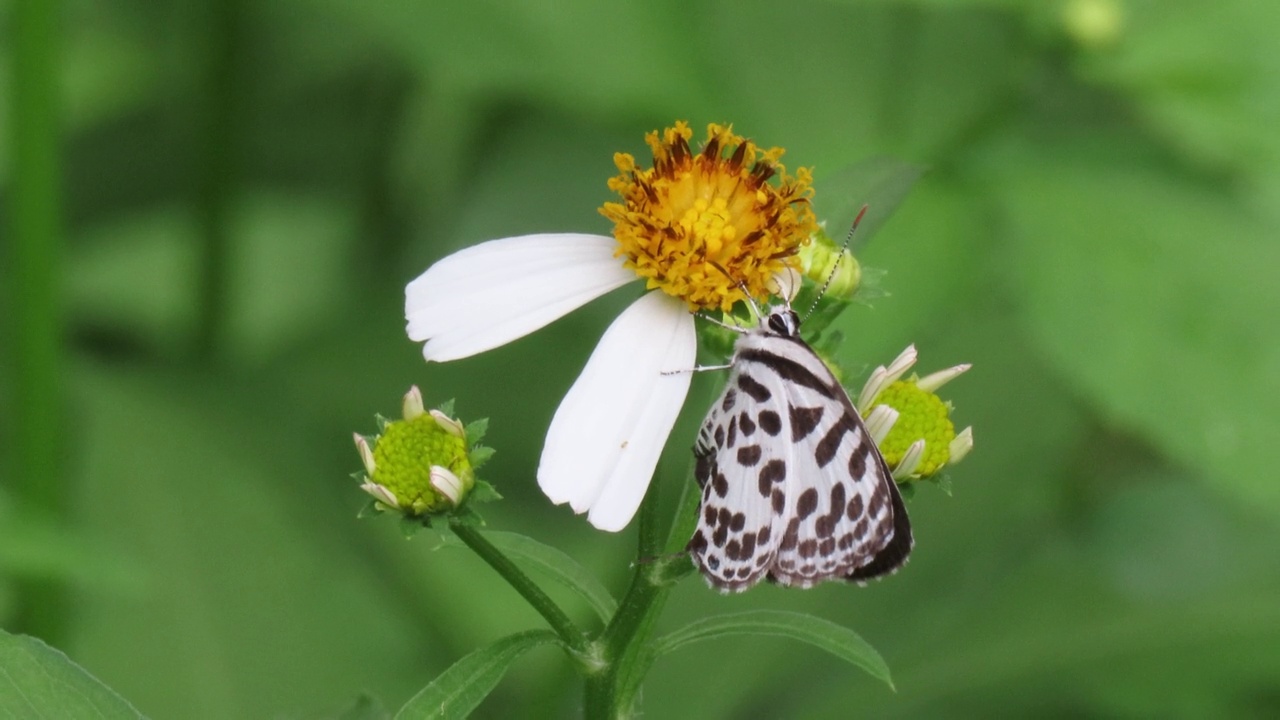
<box><xmin>406</xmin><ymin>236</ymin><xmax>695</xmax><ymax>531</ymax></box>
<box><xmin>405</xmin><ymin>122</ymin><xmax>816</xmax><ymax>531</ymax></box>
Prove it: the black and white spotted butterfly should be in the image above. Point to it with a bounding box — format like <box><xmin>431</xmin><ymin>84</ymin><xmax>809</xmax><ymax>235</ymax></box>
<box><xmin>687</xmin><ymin>215</ymin><xmax>912</xmax><ymax>592</ymax></box>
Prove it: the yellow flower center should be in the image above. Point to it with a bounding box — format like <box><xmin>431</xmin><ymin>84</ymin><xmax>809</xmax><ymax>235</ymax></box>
<box><xmin>600</xmin><ymin>121</ymin><xmax>817</xmax><ymax>312</ymax></box>
<box><xmin>872</xmin><ymin>380</ymin><xmax>956</xmax><ymax>477</ymax></box>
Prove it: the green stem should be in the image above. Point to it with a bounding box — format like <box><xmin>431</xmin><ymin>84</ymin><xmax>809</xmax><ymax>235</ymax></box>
<box><xmin>583</xmin><ymin>478</ymin><xmax>685</xmax><ymax>719</ymax></box>
<box><xmin>6</xmin><ymin>0</ymin><xmax>67</xmax><ymax>642</ymax></box>
<box><xmin>194</xmin><ymin>0</ymin><xmax>240</xmax><ymax>359</ymax></box>
<box><xmin>448</xmin><ymin>520</ymin><xmax>591</xmax><ymax>656</ymax></box>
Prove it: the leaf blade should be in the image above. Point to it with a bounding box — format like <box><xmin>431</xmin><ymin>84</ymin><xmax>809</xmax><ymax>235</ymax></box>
<box><xmin>393</xmin><ymin>630</ymin><xmax>560</xmax><ymax>720</ymax></box>
<box><xmin>438</xmin><ymin>530</ymin><xmax>618</xmax><ymax>623</ymax></box>
<box><xmin>0</xmin><ymin>630</ymin><xmax>145</xmax><ymax>719</ymax></box>
<box><xmin>652</xmin><ymin>610</ymin><xmax>893</xmax><ymax>688</ymax></box>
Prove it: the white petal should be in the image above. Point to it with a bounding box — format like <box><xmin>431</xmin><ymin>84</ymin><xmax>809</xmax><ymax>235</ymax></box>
<box><xmin>856</xmin><ymin>344</ymin><xmax>918</xmax><ymax>412</ymax></box>
<box><xmin>353</xmin><ymin>434</ymin><xmax>376</xmax><ymax>475</ymax></box>
<box><xmin>360</xmin><ymin>481</ymin><xmax>398</xmax><ymax>508</ymax></box>
<box><xmin>769</xmin><ymin>265</ymin><xmax>801</xmax><ymax>303</ymax></box>
<box><xmin>429</xmin><ymin>410</ymin><xmax>465</xmax><ymax>437</ymax></box>
<box><xmin>864</xmin><ymin>405</ymin><xmax>899</xmax><ymax>446</ymax></box>
<box><xmin>916</xmin><ymin>363</ymin><xmax>972</xmax><ymax>393</ymax></box>
<box><xmin>405</xmin><ymin>234</ymin><xmax>636</xmax><ymax>362</ymax></box>
<box><xmin>429</xmin><ymin>466</ymin><xmax>464</xmax><ymax>506</ymax></box>
<box><xmin>949</xmin><ymin>426</ymin><xmax>974</xmax><ymax>464</ymax></box>
<box><xmin>893</xmin><ymin>439</ymin><xmax>926</xmax><ymax>480</ymax></box>
<box><xmin>538</xmin><ymin>291</ymin><xmax>696</xmax><ymax>532</ymax></box>
<box><xmin>402</xmin><ymin>386</ymin><xmax>425</xmax><ymax>420</ymax></box>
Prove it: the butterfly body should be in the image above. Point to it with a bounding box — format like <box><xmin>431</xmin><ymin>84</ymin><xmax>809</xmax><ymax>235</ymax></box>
<box><xmin>688</xmin><ymin>306</ymin><xmax>912</xmax><ymax>592</ymax></box>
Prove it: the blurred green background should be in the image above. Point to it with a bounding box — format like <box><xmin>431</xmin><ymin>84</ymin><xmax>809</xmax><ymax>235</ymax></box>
<box><xmin>4</xmin><ymin>0</ymin><xmax>1280</xmax><ymax>717</ymax></box>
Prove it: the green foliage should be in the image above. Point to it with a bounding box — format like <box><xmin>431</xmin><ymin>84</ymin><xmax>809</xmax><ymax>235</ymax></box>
<box><xmin>436</xmin><ymin>531</ymin><xmax>618</xmax><ymax>624</ymax></box>
<box><xmin>4</xmin><ymin>0</ymin><xmax>1280</xmax><ymax>717</ymax></box>
<box><xmin>394</xmin><ymin>631</ymin><xmax>561</xmax><ymax>720</ymax></box>
<box><xmin>0</xmin><ymin>629</ymin><xmax>143</xmax><ymax>718</ymax></box>
<box><xmin>652</xmin><ymin>610</ymin><xmax>893</xmax><ymax>689</ymax></box>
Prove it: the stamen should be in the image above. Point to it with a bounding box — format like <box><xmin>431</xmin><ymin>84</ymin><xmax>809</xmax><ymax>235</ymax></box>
<box><xmin>601</xmin><ymin>122</ymin><xmax>816</xmax><ymax>313</ymax></box>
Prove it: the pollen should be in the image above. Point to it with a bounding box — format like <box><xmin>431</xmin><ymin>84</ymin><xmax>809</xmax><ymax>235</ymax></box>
<box><xmin>872</xmin><ymin>380</ymin><xmax>956</xmax><ymax>477</ymax></box>
<box><xmin>600</xmin><ymin>122</ymin><xmax>817</xmax><ymax>312</ymax></box>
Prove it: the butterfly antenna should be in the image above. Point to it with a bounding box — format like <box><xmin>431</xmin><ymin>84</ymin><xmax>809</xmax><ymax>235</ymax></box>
<box><xmin>803</xmin><ymin>204</ymin><xmax>868</xmax><ymax>322</ymax></box>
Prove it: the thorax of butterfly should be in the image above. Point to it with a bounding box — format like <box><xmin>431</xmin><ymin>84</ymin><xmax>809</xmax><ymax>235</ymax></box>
<box><xmin>688</xmin><ymin>305</ymin><xmax>912</xmax><ymax>592</ymax></box>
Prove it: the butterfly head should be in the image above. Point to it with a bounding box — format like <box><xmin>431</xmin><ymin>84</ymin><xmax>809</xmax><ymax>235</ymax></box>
<box><xmin>764</xmin><ymin>306</ymin><xmax>801</xmax><ymax>337</ymax></box>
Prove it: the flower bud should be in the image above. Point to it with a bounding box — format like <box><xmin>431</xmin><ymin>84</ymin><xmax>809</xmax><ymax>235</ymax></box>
<box><xmin>353</xmin><ymin>386</ymin><xmax>480</xmax><ymax>516</ymax></box>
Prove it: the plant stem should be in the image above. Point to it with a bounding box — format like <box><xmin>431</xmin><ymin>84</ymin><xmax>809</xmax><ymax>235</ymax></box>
<box><xmin>583</xmin><ymin>477</ymin><xmax>682</xmax><ymax>719</ymax></box>
<box><xmin>194</xmin><ymin>0</ymin><xmax>240</xmax><ymax>360</ymax></box>
<box><xmin>6</xmin><ymin>0</ymin><xmax>67</xmax><ymax>643</ymax></box>
<box><xmin>448</xmin><ymin>520</ymin><xmax>591</xmax><ymax>656</ymax></box>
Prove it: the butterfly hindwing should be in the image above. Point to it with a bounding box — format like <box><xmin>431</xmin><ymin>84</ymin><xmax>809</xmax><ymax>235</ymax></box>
<box><xmin>690</xmin><ymin>370</ymin><xmax>792</xmax><ymax>591</ymax></box>
<box><xmin>688</xmin><ymin>308</ymin><xmax>913</xmax><ymax>592</ymax></box>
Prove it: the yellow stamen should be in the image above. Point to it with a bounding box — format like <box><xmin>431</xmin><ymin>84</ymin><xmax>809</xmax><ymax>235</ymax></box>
<box><xmin>600</xmin><ymin>122</ymin><xmax>817</xmax><ymax>312</ymax></box>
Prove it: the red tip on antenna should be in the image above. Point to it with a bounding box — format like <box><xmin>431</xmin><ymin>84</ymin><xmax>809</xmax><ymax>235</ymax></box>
<box><xmin>853</xmin><ymin>204</ymin><xmax>869</xmax><ymax>226</ymax></box>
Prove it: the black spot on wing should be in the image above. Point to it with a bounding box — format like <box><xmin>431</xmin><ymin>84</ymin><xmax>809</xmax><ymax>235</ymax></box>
<box><xmin>721</xmin><ymin>387</ymin><xmax>738</xmax><ymax>412</ymax></box>
<box><xmin>795</xmin><ymin>488</ymin><xmax>819</xmax><ymax>519</ymax></box>
<box><xmin>758</xmin><ymin>410</ymin><xmax>782</xmax><ymax>436</ymax></box>
<box><xmin>848</xmin><ymin>442</ymin><xmax>868</xmax><ymax>478</ymax></box>
<box><xmin>815</xmin><ymin>414</ymin><xmax>855</xmax><ymax>467</ymax></box>
<box><xmin>694</xmin><ymin>446</ymin><xmax>715</xmax><ymax>488</ymax></box>
<box><xmin>736</xmin><ymin>373</ymin><xmax>772</xmax><ymax>402</ymax></box>
<box><xmin>757</xmin><ymin>459</ymin><xmax>786</xmax><ymax>497</ymax></box>
<box><xmin>789</xmin><ymin>405</ymin><xmax>824</xmax><ymax>441</ymax></box>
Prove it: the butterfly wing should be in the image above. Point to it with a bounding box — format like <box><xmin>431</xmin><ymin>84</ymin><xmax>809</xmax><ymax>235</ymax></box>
<box><xmin>688</xmin><ymin>331</ymin><xmax>912</xmax><ymax>591</ymax></box>
<box><xmin>688</xmin><ymin>368</ymin><xmax>791</xmax><ymax>592</ymax></box>
<box><xmin>758</xmin><ymin>348</ymin><xmax>911</xmax><ymax>588</ymax></box>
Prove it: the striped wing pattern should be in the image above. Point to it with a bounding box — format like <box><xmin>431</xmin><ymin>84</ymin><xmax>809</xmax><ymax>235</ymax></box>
<box><xmin>687</xmin><ymin>309</ymin><xmax>913</xmax><ymax>592</ymax></box>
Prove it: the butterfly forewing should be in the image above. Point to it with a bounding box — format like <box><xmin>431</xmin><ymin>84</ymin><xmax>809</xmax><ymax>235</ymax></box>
<box><xmin>689</xmin><ymin>308</ymin><xmax>912</xmax><ymax>592</ymax></box>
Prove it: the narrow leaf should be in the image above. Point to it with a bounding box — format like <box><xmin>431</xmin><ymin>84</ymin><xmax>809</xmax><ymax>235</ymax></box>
<box><xmin>394</xmin><ymin>630</ymin><xmax>559</xmax><ymax>720</ymax></box>
<box><xmin>812</xmin><ymin>157</ymin><xmax>926</xmax><ymax>251</ymax></box>
<box><xmin>652</xmin><ymin>610</ymin><xmax>893</xmax><ymax>688</ymax></box>
<box><xmin>0</xmin><ymin>630</ymin><xmax>145</xmax><ymax>719</ymax></box>
<box><xmin>438</xmin><ymin>530</ymin><xmax>618</xmax><ymax>622</ymax></box>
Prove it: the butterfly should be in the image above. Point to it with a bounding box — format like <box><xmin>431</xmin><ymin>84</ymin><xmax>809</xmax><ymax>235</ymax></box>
<box><xmin>686</xmin><ymin>216</ymin><xmax>912</xmax><ymax>592</ymax></box>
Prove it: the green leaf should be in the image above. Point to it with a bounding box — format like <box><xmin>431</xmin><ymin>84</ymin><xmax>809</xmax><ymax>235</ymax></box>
<box><xmin>393</xmin><ymin>630</ymin><xmax>560</xmax><ymax>720</ymax></box>
<box><xmin>435</xmin><ymin>399</ymin><xmax>456</xmax><ymax>419</ymax></box>
<box><xmin>652</xmin><ymin>610</ymin><xmax>893</xmax><ymax>689</ymax></box>
<box><xmin>989</xmin><ymin>134</ymin><xmax>1280</xmax><ymax>510</ymax></box>
<box><xmin>438</xmin><ymin>531</ymin><xmax>617</xmax><ymax>623</ymax></box>
<box><xmin>464</xmin><ymin>479</ymin><xmax>501</xmax><ymax>504</ymax></box>
<box><xmin>467</xmin><ymin>445</ymin><xmax>495</xmax><ymax>470</ymax></box>
<box><xmin>399</xmin><ymin>517</ymin><xmax>429</xmax><ymax>538</ymax></box>
<box><xmin>463</xmin><ymin>417</ymin><xmax>488</xmax><ymax>446</ymax></box>
<box><xmin>0</xmin><ymin>630</ymin><xmax>144</xmax><ymax>719</ymax></box>
<box><xmin>1079</xmin><ymin>0</ymin><xmax>1280</xmax><ymax>174</ymax></box>
<box><xmin>812</xmin><ymin>157</ymin><xmax>926</xmax><ymax>252</ymax></box>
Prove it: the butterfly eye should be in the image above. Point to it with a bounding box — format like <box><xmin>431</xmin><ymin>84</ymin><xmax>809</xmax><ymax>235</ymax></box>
<box><xmin>767</xmin><ymin>310</ymin><xmax>799</xmax><ymax>336</ymax></box>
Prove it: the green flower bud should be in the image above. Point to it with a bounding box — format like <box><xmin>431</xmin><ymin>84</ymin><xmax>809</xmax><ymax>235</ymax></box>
<box><xmin>798</xmin><ymin>226</ymin><xmax>861</xmax><ymax>301</ymax></box>
<box><xmin>872</xmin><ymin>381</ymin><xmax>955</xmax><ymax>477</ymax></box>
<box><xmin>354</xmin><ymin>386</ymin><xmax>479</xmax><ymax>516</ymax></box>
<box><xmin>856</xmin><ymin>347</ymin><xmax>974</xmax><ymax>482</ymax></box>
